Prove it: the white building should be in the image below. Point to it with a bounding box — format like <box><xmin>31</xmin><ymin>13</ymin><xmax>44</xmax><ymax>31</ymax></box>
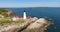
<box><xmin>12</xmin><ymin>16</ymin><xmax>20</xmax><ymax>21</ymax></box>
<box><xmin>12</xmin><ymin>10</ymin><xmax>27</xmax><ymax>21</ymax></box>
<box><xmin>23</xmin><ymin>10</ymin><xmax>27</xmax><ymax>19</ymax></box>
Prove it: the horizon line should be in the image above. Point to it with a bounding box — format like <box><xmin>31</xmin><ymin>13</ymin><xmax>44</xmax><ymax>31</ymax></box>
<box><xmin>0</xmin><ymin>6</ymin><xmax>60</xmax><ymax>8</ymax></box>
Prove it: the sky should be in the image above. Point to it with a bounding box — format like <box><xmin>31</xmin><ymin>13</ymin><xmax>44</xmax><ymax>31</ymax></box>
<box><xmin>0</xmin><ymin>0</ymin><xmax>60</xmax><ymax>7</ymax></box>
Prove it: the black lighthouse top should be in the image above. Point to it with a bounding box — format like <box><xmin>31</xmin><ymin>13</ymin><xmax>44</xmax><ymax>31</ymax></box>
<box><xmin>24</xmin><ymin>10</ymin><xmax>26</xmax><ymax>12</ymax></box>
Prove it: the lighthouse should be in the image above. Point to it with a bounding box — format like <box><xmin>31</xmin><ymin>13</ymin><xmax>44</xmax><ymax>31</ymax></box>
<box><xmin>23</xmin><ymin>10</ymin><xmax>26</xmax><ymax>19</ymax></box>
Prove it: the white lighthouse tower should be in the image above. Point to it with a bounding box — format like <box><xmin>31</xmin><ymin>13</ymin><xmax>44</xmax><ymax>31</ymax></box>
<box><xmin>23</xmin><ymin>10</ymin><xmax>26</xmax><ymax>19</ymax></box>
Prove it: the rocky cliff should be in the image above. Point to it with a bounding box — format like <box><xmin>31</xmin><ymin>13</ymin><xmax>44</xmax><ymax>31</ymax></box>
<box><xmin>0</xmin><ymin>17</ymin><xmax>50</xmax><ymax>32</ymax></box>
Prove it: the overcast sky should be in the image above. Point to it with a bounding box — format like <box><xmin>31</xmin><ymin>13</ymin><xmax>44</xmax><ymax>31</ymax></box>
<box><xmin>0</xmin><ymin>0</ymin><xmax>60</xmax><ymax>7</ymax></box>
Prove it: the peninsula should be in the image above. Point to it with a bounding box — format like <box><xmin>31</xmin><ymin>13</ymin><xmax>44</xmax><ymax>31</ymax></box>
<box><xmin>0</xmin><ymin>9</ymin><xmax>51</xmax><ymax>32</ymax></box>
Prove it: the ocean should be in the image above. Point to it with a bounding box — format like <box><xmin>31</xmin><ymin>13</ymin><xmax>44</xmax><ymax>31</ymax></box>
<box><xmin>5</xmin><ymin>7</ymin><xmax>60</xmax><ymax>32</ymax></box>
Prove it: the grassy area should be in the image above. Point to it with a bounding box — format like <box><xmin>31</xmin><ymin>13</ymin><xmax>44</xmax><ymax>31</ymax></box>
<box><xmin>0</xmin><ymin>19</ymin><xmax>26</xmax><ymax>25</ymax></box>
<box><xmin>0</xmin><ymin>20</ymin><xmax>12</xmax><ymax>25</ymax></box>
<box><xmin>13</xmin><ymin>19</ymin><xmax>26</xmax><ymax>24</ymax></box>
<box><xmin>0</xmin><ymin>9</ymin><xmax>26</xmax><ymax>25</ymax></box>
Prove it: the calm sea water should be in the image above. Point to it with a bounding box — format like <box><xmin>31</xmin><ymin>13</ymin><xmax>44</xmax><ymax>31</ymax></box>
<box><xmin>5</xmin><ymin>7</ymin><xmax>60</xmax><ymax>32</ymax></box>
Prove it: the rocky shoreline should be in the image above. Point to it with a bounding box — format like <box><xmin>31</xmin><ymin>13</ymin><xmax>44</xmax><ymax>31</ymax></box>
<box><xmin>0</xmin><ymin>17</ymin><xmax>50</xmax><ymax>32</ymax></box>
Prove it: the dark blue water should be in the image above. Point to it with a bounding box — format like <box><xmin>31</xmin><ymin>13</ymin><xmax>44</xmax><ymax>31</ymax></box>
<box><xmin>5</xmin><ymin>7</ymin><xmax>60</xmax><ymax>32</ymax></box>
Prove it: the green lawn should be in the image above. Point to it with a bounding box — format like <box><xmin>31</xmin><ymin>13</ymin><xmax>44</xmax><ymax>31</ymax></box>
<box><xmin>0</xmin><ymin>19</ymin><xmax>26</xmax><ymax>25</ymax></box>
